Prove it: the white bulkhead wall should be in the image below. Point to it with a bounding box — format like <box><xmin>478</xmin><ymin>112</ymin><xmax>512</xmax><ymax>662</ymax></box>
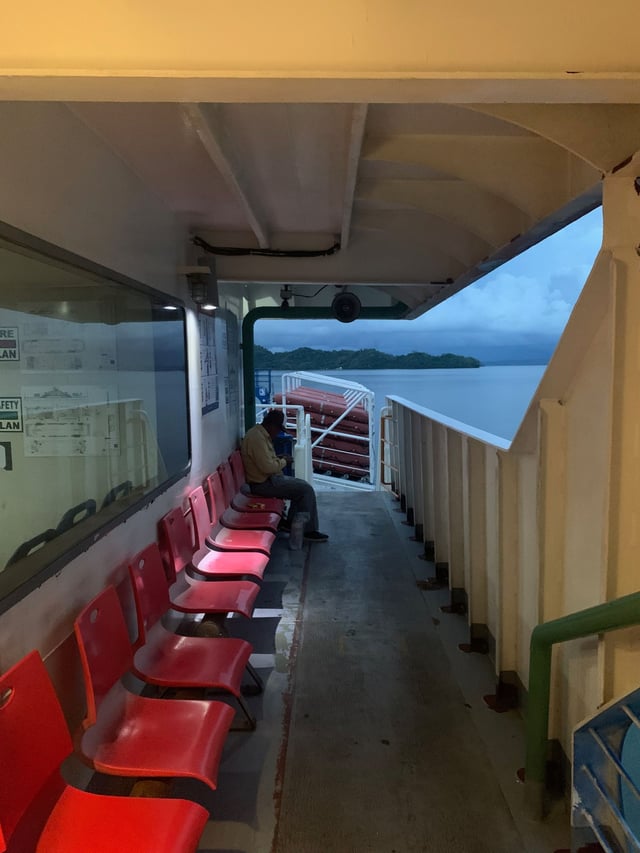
<box><xmin>0</xmin><ymin>103</ymin><xmax>238</xmax><ymax>703</ymax></box>
<box><xmin>538</xmin><ymin>160</ymin><xmax>640</xmax><ymax>749</ymax></box>
<box><xmin>494</xmin><ymin>160</ymin><xmax>640</xmax><ymax>753</ymax></box>
<box><xmin>388</xmin><ymin>155</ymin><xmax>640</xmax><ymax>765</ymax></box>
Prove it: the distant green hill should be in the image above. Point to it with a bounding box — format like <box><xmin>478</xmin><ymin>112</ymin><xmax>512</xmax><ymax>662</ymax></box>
<box><xmin>254</xmin><ymin>346</ymin><xmax>481</xmax><ymax>370</ymax></box>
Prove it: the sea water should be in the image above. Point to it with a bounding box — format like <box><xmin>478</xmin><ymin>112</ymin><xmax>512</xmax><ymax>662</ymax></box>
<box><xmin>267</xmin><ymin>365</ymin><xmax>546</xmax><ymax>441</ymax></box>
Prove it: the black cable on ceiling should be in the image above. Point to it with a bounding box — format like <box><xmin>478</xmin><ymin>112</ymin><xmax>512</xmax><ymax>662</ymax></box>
<box><xmin>192</xmin><ymin>235</ymin><xmax>340</xmax><ymax>258</ymax></box>
<box><xmin>288</xmin><ymin>285</ymin><xmax>329</xmax><ymax>298</ymax></box>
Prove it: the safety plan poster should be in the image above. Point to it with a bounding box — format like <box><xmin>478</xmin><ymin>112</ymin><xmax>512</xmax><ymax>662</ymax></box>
<box><xmin>199</xmin><ymin>312</ymin><xmax>219</xmax><ymax>414</ymax></box>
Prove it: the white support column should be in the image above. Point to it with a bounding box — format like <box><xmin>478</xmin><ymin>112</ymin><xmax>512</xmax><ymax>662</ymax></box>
<box><xmin>389</xmin><ymin>401</ymin><xmax>400</xmax><ymax>495</ymax></box>
<box><xmin>497</xmin><ymin>450</ymin><xmax>519</xmax><ymax>676</ymax></box>
<box><xmin>516</xmin><ymin>452</ymin><xmax>540</xmax><ymax>683</ymax></box>
<box><xmin>484</xmin><ymin>446</ymin><xmax>501</xmax><ymax>660</ymax></box>
<box><xmin>601</xmin><ymin>157</ymin><xmax>640</xmax><ymax>700</ymax></box>
<box><xmin>400</xmin><ymin>409</ymin><xmax>413</xmax><ymax>513</ymax></box>
<box><xmin>422</xmin><ymin>419</ymin><xmax>436</xmax><ymax>548</ymax></box>
<box><xmin>538</xmin><ymin>399</ymin><xmax>569</xmax><ymax>737</ymax></box>
<box><xmin>411</xmin><ymin>412</ymin><xmax>425</xmax><ymax>540</ymax></box>
<box><xmin>538</xmin><ymin>399</ymin><xmax>568</xmax><ymax>624</ymax></box>
<box><xmin>467</xmin><ymin>439</ymin><xmax>488</xmax><ymax>643</ymax></box>
<box><xmin>432</xmin><ymin>423</ymin><xmax>450</xmax><ymax>568</ymax></box>
<box><xmin>446</xmin><ymin>430</ymin><xmax>466</xmax><ymax>603</ymax></box>
<box><xmin>404</xmin><ymin>411</ymin><xmax>416</xmax><ymax>525</ymax></box>
<box><xmin>395</xmin><ymin>405</ymin><xmax>408</xmax><ymax>508</ymax></box>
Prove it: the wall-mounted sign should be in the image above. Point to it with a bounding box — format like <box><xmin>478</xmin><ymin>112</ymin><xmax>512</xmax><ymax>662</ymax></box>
<box><xmin>199</xmin><ymin>313</ymin><xmax>220</xmax><ymax>415</ymax></box>
<box><xmin>0</xmin><ymin>327</ymin><xmax>19</xmax><ymax>361</ymax></box>
<box><xmin>0</xmin><ymin>397</ymin><xmax>23</xmax><ymax>432</ymax></box>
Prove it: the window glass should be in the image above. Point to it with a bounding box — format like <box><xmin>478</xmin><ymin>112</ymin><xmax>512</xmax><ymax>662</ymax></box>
<box><xmin>0</xmin><ymin>237</ymin><xmax>190</xmax><ymax>608</ymax></box>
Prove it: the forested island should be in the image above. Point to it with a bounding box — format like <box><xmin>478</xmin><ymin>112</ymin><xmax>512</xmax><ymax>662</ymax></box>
<box><xmin>254</xmin><ymin>345</ymin><xmax>481</xmax><ymax>370</ymax></box>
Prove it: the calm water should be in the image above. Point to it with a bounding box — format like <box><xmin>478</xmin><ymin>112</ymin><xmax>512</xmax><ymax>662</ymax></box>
<box><xmin>266</xmin><ymin>365</ymin><xmax>546</xmax><ymax>441</ymax></box>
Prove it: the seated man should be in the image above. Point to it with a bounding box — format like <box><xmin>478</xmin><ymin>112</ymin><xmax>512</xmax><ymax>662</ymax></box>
<box><xmin>241</xmin><ymin>409</ymin><xmax>328</xmax><ymax>542</ymax></box>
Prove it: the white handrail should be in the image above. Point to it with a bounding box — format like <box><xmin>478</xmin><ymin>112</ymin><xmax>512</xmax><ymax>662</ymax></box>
<box><xmin>279</xmin><ymin>371</ymin><xmax>376</xmax><ymax>486</ymax></box>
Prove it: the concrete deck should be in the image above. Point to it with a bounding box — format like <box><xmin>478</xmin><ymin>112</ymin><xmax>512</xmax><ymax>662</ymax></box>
<box><xmin>178</xmin><ymin>489</ymin><xmax>571</xmax><ymax>853</ymax></box>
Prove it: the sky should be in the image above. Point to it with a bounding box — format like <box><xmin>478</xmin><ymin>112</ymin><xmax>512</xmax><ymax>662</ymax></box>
<box><xmin>254</xmin><ymin>207</ymin><xmax>603</xmax><ymax>365</ymax></box>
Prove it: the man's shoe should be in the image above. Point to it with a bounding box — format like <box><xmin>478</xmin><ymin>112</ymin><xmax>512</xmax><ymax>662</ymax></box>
<box><xmin>304</xmin><ymin>530</ymin><xmax>329</xmax><ymax>543</ymax></box>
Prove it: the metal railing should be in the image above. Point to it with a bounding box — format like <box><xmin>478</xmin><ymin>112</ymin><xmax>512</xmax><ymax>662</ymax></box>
<box><xmin>279</xmin><ymin>371</ymin><xmax>376</xmax><ymax>488</ymax></box>
<box><xmin>379</xmin><ymin>405</ymin><xmax>398</xmax><ymax>492</ymax></box>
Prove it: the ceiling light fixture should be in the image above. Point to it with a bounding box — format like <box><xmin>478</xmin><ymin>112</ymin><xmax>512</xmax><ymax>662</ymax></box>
<box><xmin>182</xmin><ymin>257</ymin><xmax>219</xmax><ymax>312</ymax></box>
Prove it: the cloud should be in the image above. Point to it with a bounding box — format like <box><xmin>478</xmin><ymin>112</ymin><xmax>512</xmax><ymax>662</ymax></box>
<box><xmin>255</xmin><ymin>207</ymin><xmax>603</xmax><ymax>362</ymax></box>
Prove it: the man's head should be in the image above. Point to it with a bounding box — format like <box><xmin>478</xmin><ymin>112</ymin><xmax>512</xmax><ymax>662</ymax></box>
<box><xmin>261</xmin><ymin>408</ymin><xmax>285</xmax><ymax>438</ymax></box>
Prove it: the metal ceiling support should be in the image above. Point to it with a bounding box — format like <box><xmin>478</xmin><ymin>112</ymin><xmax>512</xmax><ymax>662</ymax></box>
<box><xmin>362</xmin><ymin>133</ymin><xmax>595</xmax><ymax>221</ymax></box>
<box><xmin>181</xmin><ymin>103</ymin><xmax>270</xmax><ymax>249</ymax></box>
<box><xmin>471</xmin><ymin>104</ymin><xmax>640</xmax><ymax>174</ymax></box>
<box><xmin>358</xmin><ymin>178</ymin><xmax>526</xmax><ymax>248</ymax></box>
<box><xmin>340</xmin><ymin>104</ymin><xmax>368</xmax><ymax>250</ymax></box>
<box><xmin>241</xmin><ymin>302</ymin><xmax>408</xmax><ymax>430</ymax></box>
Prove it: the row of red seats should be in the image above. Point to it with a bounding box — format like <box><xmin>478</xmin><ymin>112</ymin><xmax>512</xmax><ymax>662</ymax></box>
<box><xmin>0</xmin><ymin>451</ymin><xmax>286</xmax><ymax>853</ymax></box>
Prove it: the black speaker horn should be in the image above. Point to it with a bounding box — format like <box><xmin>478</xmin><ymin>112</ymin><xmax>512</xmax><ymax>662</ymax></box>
<box><xmin>332</xmin><ymin>292</ymin><xmax>361</xmax><ymax>323</ymax></box>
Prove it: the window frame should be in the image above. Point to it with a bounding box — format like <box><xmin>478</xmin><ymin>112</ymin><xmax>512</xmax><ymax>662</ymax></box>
<box><xmin>0</xmin><ymin>220</ymin><xmax>191</xmax><ymax>616</ymax></box>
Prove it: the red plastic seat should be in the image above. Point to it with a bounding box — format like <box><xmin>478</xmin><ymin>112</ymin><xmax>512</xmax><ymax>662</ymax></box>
<box><xmin>128</xmin><ymin>544</ymin><xmax>260</xmax><ymax>729</ymax></box>
<box><xmin>160</xmin><ymin>506</ymin><xmax>269</xmax><ymax>587</ymax></box>
<box><xmin>189</xmin><ymin>486</ymin><xmax>275</xmax><ymax>557</ymax></box>
<box><xmin>209</xmin><ymin>468</ymin><xmax>280</xmax><ymax>532</ymax></box>
<box><xmin>74</xmin><ymin>586</ymin><xmax>235</xmax><ymax>789</ymax></box>
<box><xmin>218</xmin><ymin>461</ymin><xmax>282</xmax><ymax>530</ymax></box>
<box><xmin>229</xmin><ymin>449</ymin><xmax>285</xmax><ymax>515</ymax></box>
<box><xmin>0</xmin><ymin>651</ymin><xmax>208</xmax><ymax>853</ymax></box>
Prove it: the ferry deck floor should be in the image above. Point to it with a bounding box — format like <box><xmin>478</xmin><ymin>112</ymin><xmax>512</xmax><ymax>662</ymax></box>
<box><xmin>174</xmin><ymin>488</ymin><xmax>571</xmax><ymax>853</ymax></box>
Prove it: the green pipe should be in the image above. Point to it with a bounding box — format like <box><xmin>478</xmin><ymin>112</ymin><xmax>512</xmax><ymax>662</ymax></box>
<box><xmin>526</xmin><ymin>590</ymin><xmax>640</xmax><ymax>816</ymax></box>
<box><xmin>241</xmin><ymin>302</ymin><xmax>408</xmax><ymax>431</ymax></box>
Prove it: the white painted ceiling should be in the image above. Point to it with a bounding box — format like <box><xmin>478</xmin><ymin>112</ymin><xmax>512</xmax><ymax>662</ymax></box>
<box><xmin>69</xmin><ymin>100</ymin><xmax>640</xmax><ymax>316</ymax></box>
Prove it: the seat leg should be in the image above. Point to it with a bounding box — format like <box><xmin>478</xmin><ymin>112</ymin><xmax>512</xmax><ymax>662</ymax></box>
<box><xmin>242</xmin><ymin>661</ymin><xmax>264</xmax><ymax>695</ymax></box>
<box><xmin>231</xmin><ymin>694</ymin><xmax>257</xmax><ymax>731</ymax></box>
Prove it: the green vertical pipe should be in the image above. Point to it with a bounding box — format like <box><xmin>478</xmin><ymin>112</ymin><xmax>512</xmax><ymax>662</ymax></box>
<box><xmin>526</xmin><ymin>590</ymin><xmax>640</xmax><ymax>816</ymax></box>
<box><xmin>241</xmin><ymin>303</ymin><xmax>408</xmax><ymax>431</ymax></box>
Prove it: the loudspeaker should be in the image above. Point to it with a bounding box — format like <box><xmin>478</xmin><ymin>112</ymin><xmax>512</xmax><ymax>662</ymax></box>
<box><xmin>331</xmin><ymin>292</ymin><xmax>361</xmax><ymax>323</ymax></box>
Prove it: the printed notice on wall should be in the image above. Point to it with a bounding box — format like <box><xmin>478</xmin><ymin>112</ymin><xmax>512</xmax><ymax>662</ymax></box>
<box><xmin>0</xmin><ymin>398</ymin><xmax>23</xmax><ymax>432</ymax></box>
<box><xmin>199</xmin><ymin>313</ymin><xmax>219</xmax><ymax>415</ymax></box>
<box><xmin>0</xmin><ymin>327</ymin><xmax>19</xmax><ymax>361</ymax></box>
<box><xmin>22</xmin><ymin>386</ymin><xmax>120</xmax><ymax>457</ymax></box>
<box><xmin>20</xmin><ymin>319</ymin><xmax>117</xmax><ymax>372</ymax></box>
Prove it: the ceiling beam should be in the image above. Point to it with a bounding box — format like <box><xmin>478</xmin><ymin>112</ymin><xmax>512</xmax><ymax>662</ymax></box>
<box><xmin>4</xmin><ymin>76</ymin><xmax>640</xmax><ymax>105</ymax></box>
<box><xmin>340</xmin><ymin>104</ymin><xmax>368</xmax><ymax>250</ymax></box>
<box><xmin>470</xmin><ymin>104</ymin><xmax>640</xmax><ymax>173</ymax></box>
<box><xmin>181</xmin><ymin>103</ymin><xmax>270</xmax><ymax>248</ymax></box>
